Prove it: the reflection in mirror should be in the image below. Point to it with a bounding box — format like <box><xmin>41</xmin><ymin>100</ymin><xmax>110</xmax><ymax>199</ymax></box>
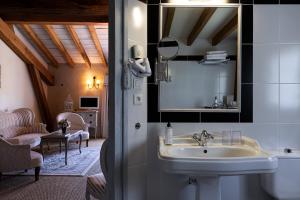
<box><xmin>158</xmin><ymin>5</ymin><xmax>241</xmax><ymax>112</ymax></box>
<box><xmin>157</xmin><ymin>37</ymin><xmax>179</xmax><ymax>60</ymax></box>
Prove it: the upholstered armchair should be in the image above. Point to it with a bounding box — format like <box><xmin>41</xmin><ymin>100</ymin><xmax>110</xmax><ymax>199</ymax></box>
<box><xmin>0</xmin><ymin>138</ymin><xmax>43</xmax><ymax>181</ymax></box>
<box><xmin>0</xmin><ymin>108</ymin><xmax>49</xmax><ymax>148</ymax></box>
<box><xmin>56</xmin><ymin>112</ymin><xmax>90</xmax><ymax>147</ymax></box>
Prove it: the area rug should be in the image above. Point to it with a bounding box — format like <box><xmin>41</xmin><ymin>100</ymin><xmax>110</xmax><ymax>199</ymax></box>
<box><xmin>6</xmin><ymin>146</ymin><xmax>100</xmax><ymax>177</ymax></box>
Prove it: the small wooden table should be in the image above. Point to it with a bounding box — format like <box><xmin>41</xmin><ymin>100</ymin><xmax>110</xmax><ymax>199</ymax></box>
<box><xmin>40</xmin><ymin>130</ymin><xmax>82</xmax><ymax>165</ymax></box>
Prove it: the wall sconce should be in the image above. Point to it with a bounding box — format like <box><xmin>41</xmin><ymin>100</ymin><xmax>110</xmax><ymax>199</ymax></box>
<box><xmin>87</xmin><ymin>76</ymin><xmax>101</xmax><ymax>89</ymax></box>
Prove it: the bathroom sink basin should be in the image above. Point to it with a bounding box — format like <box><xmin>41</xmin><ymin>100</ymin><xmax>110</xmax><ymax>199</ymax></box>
<box><xmin>168</xmin><ymin>146</ymin><xmax>258</xmax><ymax>158</ymax></box>
<box><xmin>158</xmin><ymin>135</ymin><xmax>278</xmax><ymax>176</ymax></box>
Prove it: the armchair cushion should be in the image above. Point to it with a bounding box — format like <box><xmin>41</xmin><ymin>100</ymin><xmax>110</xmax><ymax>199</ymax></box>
<box><xmin>81</xmin><ymin>131</ymin><xmax>90</xmax><ymax>140</ymax></box>
<box><xmin>9</xmin><ymin>134</ymin><xmax>43</xmax><ymax>148</ymax></box>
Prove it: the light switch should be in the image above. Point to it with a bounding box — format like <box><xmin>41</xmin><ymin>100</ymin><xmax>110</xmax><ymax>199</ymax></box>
<box><xmin>133</xmin><ymin>93</ymin><xmax>143</xmax><ymax>105</ymax></box>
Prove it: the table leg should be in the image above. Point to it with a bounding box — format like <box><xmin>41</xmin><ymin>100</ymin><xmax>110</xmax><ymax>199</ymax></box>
<box><xmin>40</xmin><ymin>140</ymin><xmax>44</xmax><ymax>161</ymax></box>
<box><xmin>65</xmin><ymin>139</ymin><xmax>68</xmax><ymax>165</ymax></box>
<box><xmin>79</xmin><ymin>134</ymin><xmax>82</xmax><ymax>154</ymax></box>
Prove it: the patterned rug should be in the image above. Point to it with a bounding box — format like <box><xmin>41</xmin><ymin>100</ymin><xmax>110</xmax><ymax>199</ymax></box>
<box><xmin>6</xmin><ymin>145</ymin><xmax>100</xmax><ymax>177</ymax></box>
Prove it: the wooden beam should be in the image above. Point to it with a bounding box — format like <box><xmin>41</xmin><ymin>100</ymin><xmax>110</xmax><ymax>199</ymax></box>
<box><xmin>163</xmin><ymin>8</ymin><xmax>175</xmax><ymax>38</ymax></box>
<box><xmin>0</xmin><ymin>0</ymin><xmax>108</xmax><ymax>23</ymax></box>
<box><xmin>7</xmin><ymin>24</ymin><xmax>14</xmax><ymax>33</ymax></box>
<box><xmin>187</xmin><ymin>8</ymin><xmax>217</xmax><ymax>46</ymax></box>
<box><xmin>88</xmin><ymin>25</ymin><xmax>107</xmax><ymax>67</ymax></box>
<box><xmin>27</xmin><ymin>64</ymin><xmax>53</xmax><ymax>131</ymax></box>
<box><xmin>42</xmin><ymin>25</ymin><xmax>75</xmax><ymax>67</ymax></box>
<box><xmin>19</xmin><ymin>24</ymin><xmax>59</xmax><ymax>68</ymax></box>
<box><xmin>212</xmin><ymin>14</ymin><xmax>238</xmax><ymax>46</ymax></box>
<box><xmin>0</xmin><ymin>18</ymin><xmax>54</xmax><ymax>85</ymax></box>
<box><xmin>66</xmin><ymin>25</ymin><xmax>91</xmax><ymax>68</ymax></box>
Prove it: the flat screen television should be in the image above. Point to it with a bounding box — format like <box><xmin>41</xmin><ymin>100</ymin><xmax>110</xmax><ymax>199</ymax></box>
<box><xmin>79</xmin><ymin>96</ymin><xmax>100</xmax><ymax>110</ymax></box>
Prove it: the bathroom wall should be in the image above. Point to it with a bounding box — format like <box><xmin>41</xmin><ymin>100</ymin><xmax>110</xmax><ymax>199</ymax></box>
<box><xmin>126</xmin><ymin>0</ymin><xmax>148</xmax><ymax>199</ymax></box>
<box><xmin>147</xmin><ymin>2</ymin><xmax>300</xmax><ymax>200</ymax></box>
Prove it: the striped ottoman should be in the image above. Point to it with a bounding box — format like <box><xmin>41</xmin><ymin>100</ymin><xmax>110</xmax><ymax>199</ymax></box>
<box><xmin>86</xmin><ymin>172</ymin><xmax>106</xmax><ymax>200</ymax></box>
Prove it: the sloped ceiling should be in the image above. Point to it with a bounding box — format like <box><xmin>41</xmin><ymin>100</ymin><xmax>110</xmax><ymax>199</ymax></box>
<box><xmin>15</xmin><ymin>23</ymin><xmax>108</xmax><ymax>67</ymax></box>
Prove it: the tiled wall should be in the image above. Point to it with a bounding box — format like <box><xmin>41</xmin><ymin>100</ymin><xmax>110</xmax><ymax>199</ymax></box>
<box><xmin>146</xmin><ymin>2</ymin><xmax>300</xmax><ymax>200</ymax></box>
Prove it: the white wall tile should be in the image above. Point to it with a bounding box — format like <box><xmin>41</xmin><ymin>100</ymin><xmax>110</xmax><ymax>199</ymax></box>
<box><xmin>280</xmin><ymin>45</ymin><xmax>300</xmax><ymax>83</ymax></box>
<box><xmin>253</xmin><ymin>84</ymin><xmax>279</xmax><ymax>123</ymax></box>
<box><xmin>239</xmin><ymin>124</ymin><xmax>278</xmax><ymax>150</ymax></box>
<box><xmin>280</xmin><ymin>5</ymin><xmax>300</xmax><ymax>43</ymax></box>
<box><xmin>279</xmin><ymin>124</ymin><xmax>300</xmax><ymax>150</ymax></box>
<box><xmin>253</xmin><ymin>44</ymin><xmax>279</xmax><ymax>83</ymax></box>
<box><xmin>128</xmin><ymin>0</ymin><xmax>147</xmax><ymax>45</ymax></box>
<box><xmin>280</xmin><ymin>84</ymin><xmax>300</xmax><ymax>123</ymax></box>
<box><xmin>253</xmin><ymin>5</ymin><xmax>279</xmax><ymax>43</ymax></box>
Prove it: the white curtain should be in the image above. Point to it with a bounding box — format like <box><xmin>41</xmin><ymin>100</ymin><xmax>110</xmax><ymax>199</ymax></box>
<box><xmin>101</xmin><ymin>75</ymin><xmax>109</xmax><ymax>138</ymax></box>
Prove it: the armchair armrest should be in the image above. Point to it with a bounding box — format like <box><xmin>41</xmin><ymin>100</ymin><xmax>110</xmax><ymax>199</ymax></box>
<box><xmin>83</xmin><ymin>123</ymin><xmax>90</xmax><ymax>132</ymax></box>
<box><xmin>0</xmin><ymin>138</ymin><xmax>32</xmax><ymax>171</ymax></box>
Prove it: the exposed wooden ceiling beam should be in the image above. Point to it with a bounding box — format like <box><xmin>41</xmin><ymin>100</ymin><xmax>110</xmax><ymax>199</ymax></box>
<box><xmin>0</xmin><ymin>18</ymin><xmax>54</xmax><ymax>85</ymax></box>
<box><xmin>163</xmin><ymin>8</ymin><xmax>175</xmax><ymax>38</ymax></box>
<box><xmin>66</xmin><ymin>25</ymin><xmax>91</xmax><ymax>68</ymax></box>
<box><xmin>7</xmin><ymin>24</ymin><xmax>14</xmax><ymax>33</ymax></box>
<box><xmin>19</xmin><ymin>24</ymin><xmax>59</xmax><ymax>68</ymax></box>
<box><xmin>42</xmin><ymin>25</ymin><xmax>75</xmax><ymax>67</ymax></box>
<box><xmin>212</xmin><ymin>14</ymin><xmax>238</xmax><ymax>46</ymax></box>
<box><xmin>88</xmin><ymin>25</ymin><xmax>107</xmax><ymax>67</ymax></box>
<box><xmin>0</xmin><ymin>0</ymin><xmax>108</xmax><ymax>23</ymax></box>
<box><xmin>27</xmin><ymin>64</ymin><xmax>53</xmax><ymax>131</ymax></box>
<box><xmin>187</xmin><ymin>8</ymin><xmax>217</xmax><ymax>46</ymax></box>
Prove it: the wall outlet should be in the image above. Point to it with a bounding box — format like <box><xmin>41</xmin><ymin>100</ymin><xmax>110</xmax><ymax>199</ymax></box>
<box><xmin>133</xmin><ymin>93</ymin><xmax>143</xmax><ymax>105</ymax></box>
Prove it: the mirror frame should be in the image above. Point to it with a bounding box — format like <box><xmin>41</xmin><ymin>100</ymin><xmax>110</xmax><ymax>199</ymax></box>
<box><xmin>158</xmin><ymin>3</ymin><xmax>242</xmax><ymax>113</ymax></box>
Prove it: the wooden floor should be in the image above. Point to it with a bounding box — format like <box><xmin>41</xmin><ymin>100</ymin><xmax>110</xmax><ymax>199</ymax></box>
<box><xmin>0</xmin><ymin>139</ymin><xmax>104</xmax><ymax>200</ymax></box>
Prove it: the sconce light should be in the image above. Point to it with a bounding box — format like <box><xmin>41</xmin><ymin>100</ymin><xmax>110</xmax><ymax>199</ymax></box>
<box><xmin>87</xmin><ymin>76</ymin><xmax>101</xmax><ymax>89</ymax></box>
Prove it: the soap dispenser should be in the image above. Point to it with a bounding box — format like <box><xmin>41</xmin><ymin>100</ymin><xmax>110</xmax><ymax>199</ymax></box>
<box><xmin>165</xmin><ymin>122</ymin><xmax>173</xmax><ymax>145</ymax></box>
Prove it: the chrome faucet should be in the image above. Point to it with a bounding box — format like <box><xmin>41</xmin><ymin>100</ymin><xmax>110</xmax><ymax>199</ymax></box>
<box><xmin>192</xmin><ymin>130</ymin><xmax>214</xmax><ymax>146</ymax></box>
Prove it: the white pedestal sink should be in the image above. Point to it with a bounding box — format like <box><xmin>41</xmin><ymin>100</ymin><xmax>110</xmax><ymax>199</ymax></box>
<box><xmin>158</xmin><ymin>135</ymin><xmax>278</xmax><ymax>200</ymax></box>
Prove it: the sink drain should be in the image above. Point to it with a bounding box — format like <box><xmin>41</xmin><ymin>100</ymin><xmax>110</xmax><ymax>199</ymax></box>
<box><xmin>203</xmin><ymin>149</ymin><xmax>208</xmax><ymax>154</ymax></box>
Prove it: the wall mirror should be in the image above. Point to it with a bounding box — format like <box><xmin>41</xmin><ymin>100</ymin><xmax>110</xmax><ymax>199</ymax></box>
<box><xmin>157</xmin><ymin>4</ymin><xmax>241</xmax><ymax>112</ymax></box>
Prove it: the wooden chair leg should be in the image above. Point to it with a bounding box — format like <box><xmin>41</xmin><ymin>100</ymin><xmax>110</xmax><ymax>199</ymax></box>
<box><xmin>85</xmin><ymin>189</ymin><xmax>91</xmax><ymax>200</ymax></box>
<box><xmin>35</xmin><ymin>167</ymin><xmax>40</xmax><ymax>181</ymax></box>
<box><xmin>86</xmin><ymin>140</ymin><xmax>89</xmax><ymax>147</ymax></box>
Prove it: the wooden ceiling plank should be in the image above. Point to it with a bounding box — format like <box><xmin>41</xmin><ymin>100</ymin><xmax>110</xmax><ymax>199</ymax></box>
<box><xmin>42</xmin><ymin>25</ymin><xmax>75</xmax><ymax>67</ymax></box>
<box><xmin>0</xmin><ymin>0</ymin><xmax>108</xmax><ymax>23</ymax></box>
<box><xmin>0</xmin><ymin>18</ymin><xmax>54</xmax><ymax>85</ymax></box>
<box><xmin>212</xmin><ymin>14</ymin><xmax>238</xmax><ymax>46</ymax></box>
<box><xmin>163</xmin><ymin>8</ymin><xmax>175</xmax><ymax>38</ymax></box>
<box><xmin>187</xmin><ymin>8</ymin><xmax>217</xmax><ymax>46</ymax></box>
<box><xmin>66</xmin><ymin>25</ymin><xmax>91</xmax><ymax>68</ymax></box>
<box><xmin>88</xmin><ymin>25</ymin><xmax>107</xmax><ymax>67</ymax></box>
<box><xmin>20</xmin><ymin>24</ymin><xmax>59</xmax><ymax>68</ymax></box>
